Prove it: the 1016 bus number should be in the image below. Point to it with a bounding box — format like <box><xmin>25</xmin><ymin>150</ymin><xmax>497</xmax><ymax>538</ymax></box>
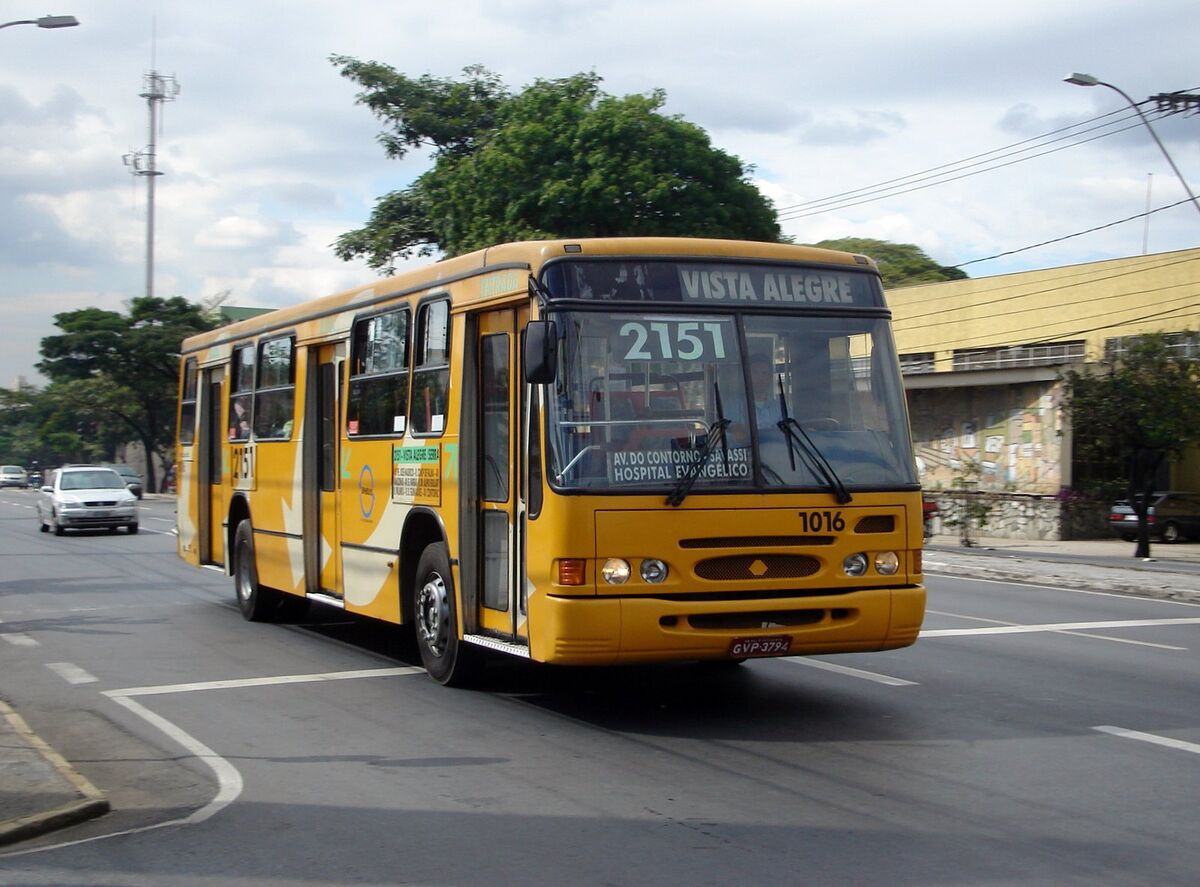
<box><xmin>797</xmin><ymin>510</ymin><xmax>844</xmax><ymax>533</ymax></box>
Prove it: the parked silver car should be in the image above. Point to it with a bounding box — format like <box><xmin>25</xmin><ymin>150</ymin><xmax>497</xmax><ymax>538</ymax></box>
<box><xmin>0</xmin><ymin>465</ymin><xmax>29</xmax><ymax>488</ymax></box>
<box><xmin>1109</xmin><ymin>491</ymin><xmax>1200</xmax><ymax>543</ymax></box>
<box><xmin>38</xmin><ymin>466</ymin><xmax>139</xmax><ymax>535</ymax></box>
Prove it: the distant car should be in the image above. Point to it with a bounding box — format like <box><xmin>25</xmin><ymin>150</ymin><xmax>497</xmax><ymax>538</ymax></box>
<box><xmin>1109</xmin><ymin>491</ymin><xmax>1200</xmax><ymax>543</ymax></box>
<box><xmin>37</xmin><ymin>466</ymin><xmax>139</xmax><ymax>536</ymax></box>
<box><xmin>922</xmin><ymin>495</ymin><xmax>939</xmax><ymax>540</ymax></box>
<box><xmin>103</xmin><ymin>463</ymin><xmax>145</xmax><ymax>499</ymax></box>
<box><xmin>0</xmin><ymin>465</ymin><xmax>29</xmax><ymax>488</ymax></box>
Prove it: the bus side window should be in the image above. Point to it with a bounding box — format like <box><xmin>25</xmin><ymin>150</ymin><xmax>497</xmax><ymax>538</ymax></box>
<box><xmin>412</xmin><ymin>298</ymin><xmax>450</xmax><ymax>435</ymax></box>
<box><xmin>179</xmin><ymin>358</ymin><xmax>198</xmax><ymax>445</ymax></box>
<box><xmin>253</xmin><ymin>335</ymin><xmax>296</xmax><ymax>439</ymax></box>
<box><xmin>347</xmin><ymin>308</ymin><xmax>410</xmax><ymax>437</ymax></box>
<box><xmin>229</xmin><ymin>346</ymin><xmax>254</xmax><ymax>442</ymax></box>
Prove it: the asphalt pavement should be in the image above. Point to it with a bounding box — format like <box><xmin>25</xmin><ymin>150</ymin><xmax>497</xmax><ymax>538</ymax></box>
<box><xmin>3</xmin><ymin>531</ymin><xmax>1199</xmax><ymax>849</ymax></box>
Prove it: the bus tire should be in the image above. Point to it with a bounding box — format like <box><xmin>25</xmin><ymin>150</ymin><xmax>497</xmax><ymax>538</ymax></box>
<box><xmin>234</xmin><ymin>520</ymin><xmax>280</xmax><ymax>622</ymax></box>
<box><xmin>413</xmin><ymin>542</ymin><xmax>478</xmax><ymax>686</ymax></box>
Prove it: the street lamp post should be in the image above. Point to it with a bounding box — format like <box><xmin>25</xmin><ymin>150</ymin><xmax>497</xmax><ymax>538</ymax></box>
<box><xmin>1065</xmin><ymin>73</ymin><xmax>1200</xmax><ymax>220</ymax></box>
<box><xmin>0</xmin><ymin>14</ymin><xmax>79</xmax><ymax>30</ymax></box>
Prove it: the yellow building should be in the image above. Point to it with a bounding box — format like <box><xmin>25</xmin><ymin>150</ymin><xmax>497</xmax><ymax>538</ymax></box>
<box><xmin>887</xmin><ymin>247</ymin><xmax>1200</xmax><ymax>537</ymax></box>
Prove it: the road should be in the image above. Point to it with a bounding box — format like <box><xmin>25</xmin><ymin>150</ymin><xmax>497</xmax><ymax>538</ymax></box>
<box><xmin>1</xmin><ymin>489</ymin><xmax>1199</xmax><ymax>885</ymax></box>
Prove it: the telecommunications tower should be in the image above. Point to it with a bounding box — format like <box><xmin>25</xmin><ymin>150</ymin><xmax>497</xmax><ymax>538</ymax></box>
<box><xmin>123</xmin><ymin>70</ymin><xmax>180</xmax><ymax>299</ymax></box>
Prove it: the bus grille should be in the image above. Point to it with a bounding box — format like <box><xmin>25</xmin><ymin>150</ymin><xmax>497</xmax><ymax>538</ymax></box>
<box><xmin>694</xmin><ymin>555</ymin><xmax>820</xmax><ymax>581</ymax></box>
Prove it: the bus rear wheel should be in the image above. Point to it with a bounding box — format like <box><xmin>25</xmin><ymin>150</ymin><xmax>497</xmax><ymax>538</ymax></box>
<box><xmin>413</xmin><ymin>542</ymin><xmax>477</xmax><ymax>686</ymax></box>
<box><xmin>234</xmin><ymin>520</ymin><xmax>281</xmax><ymax>622</ymax></box>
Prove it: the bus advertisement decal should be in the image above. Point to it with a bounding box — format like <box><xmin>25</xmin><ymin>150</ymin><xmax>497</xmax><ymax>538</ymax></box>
<box><xmin>393</xmin><ymin>445</ymin><xmax>441</xmax><ymax>505</ymax></box>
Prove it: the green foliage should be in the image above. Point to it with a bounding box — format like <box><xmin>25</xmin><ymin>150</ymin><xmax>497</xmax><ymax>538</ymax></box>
<box><xmin>1061</xmin><ymin>333</ymin><xmax>1200</xmax><ymax>555</ymax></box>
<box><xmin>812</xmin><ymin>238</ymin><xmax>967</xmax><ymax>288</ymax></box>
<box><xmin>0</xmin><ymin>296</ymin><xmax>220</xmax><ymax>489</ymax></box>
<box><xmin>331</xmin><ymin>61</ymin><xmax>781</xmax><ymax>271</ymax></box>
<box><xmin>940</xmin><ymin>457</ymin><xmax>995</xmax><ymax>545</ymax></box>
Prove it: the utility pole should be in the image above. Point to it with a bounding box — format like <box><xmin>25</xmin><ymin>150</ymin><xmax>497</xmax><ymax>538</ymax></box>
<box><xmin>123</xmin><ymin>71</ymin><xmax>179</xmax><ymax>299</ymax></box>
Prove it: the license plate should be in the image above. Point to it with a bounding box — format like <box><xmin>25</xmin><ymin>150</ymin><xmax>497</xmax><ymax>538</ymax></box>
<box><xmin>729</xmin><ymin>635</ymin><xmax>792</xmax><ymax>658</ymax></box>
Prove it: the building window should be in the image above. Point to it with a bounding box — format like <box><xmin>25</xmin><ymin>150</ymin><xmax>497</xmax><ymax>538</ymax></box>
<box><xmin>1105</xmin><ymin>332</ymin><xmax>1200</xmax><ymax>361</ymax></box>
<box><xmin>899</xmin><ymin>352</ymin><xmax>936</xmax><ymax>375</ymax></box>
<box><xmin>952</xmin><ymin>341</ymin><xmax>1085</xmax><ymax>372</ymax></box>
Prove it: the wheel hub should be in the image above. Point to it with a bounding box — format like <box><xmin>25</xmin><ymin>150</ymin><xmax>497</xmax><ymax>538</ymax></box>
<box><xmin>417</xmin><ymin>573</ymin><xmax>450</xmax><ymax>657</ymax></box>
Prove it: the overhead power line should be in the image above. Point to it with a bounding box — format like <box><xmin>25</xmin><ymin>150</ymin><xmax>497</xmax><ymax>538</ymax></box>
<box><xmin>775</xmin><ymin>92</ymin><xmax>1198</xmax><ymax>222</ymax></box>
<box><xmin>778</xmin><ymin>113</ymin><xmax>1165</xmax><ymax>221</ymax></box>
<box><xmin>950</xmin><ymin>197</ymin><xmax>1198</xmax><ymax>269</ymax></box>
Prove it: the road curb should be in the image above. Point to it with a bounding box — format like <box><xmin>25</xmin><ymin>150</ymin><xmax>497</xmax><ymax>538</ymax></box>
<box><xmin>0</xmin><ymin>700</ymin><xmax>110</xmax><ymax>847</ymax></box>
<box><xmin>924</xmin><ymin>554</ymin><xmax>1200</xmax><ymax>604</ymax></box>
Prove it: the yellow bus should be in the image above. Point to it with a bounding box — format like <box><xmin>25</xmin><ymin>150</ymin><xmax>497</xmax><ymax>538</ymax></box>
<box><xmin>176</xmin><ymin>237</ymin><xmax>925</xmax><ymax>685</ymax></box>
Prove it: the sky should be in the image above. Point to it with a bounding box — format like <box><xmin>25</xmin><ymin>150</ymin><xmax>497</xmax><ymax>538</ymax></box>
<box><xmin>1</xmin><ymin>0</ymin><xmax>1198</xmax><ymax>388</ymax></box>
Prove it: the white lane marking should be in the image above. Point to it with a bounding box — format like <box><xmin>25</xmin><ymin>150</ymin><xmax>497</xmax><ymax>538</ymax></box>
<box><xmin>926</xmin><ymin>609</ymin><xmax>1187</xmax><ymax>650</ymax></box>
<box><xmin>2</xmin><ymin>666</ymin><xmax>422</xmax><ymax>859</ymax></box>
<box><xmin>105</xmin><ymin>693</ymin><xmax>244</xmax><ymax>823</ymax></box>
<box><xmin>783</xmin><ymin>657</ymin><xmax>918</xmax><ymax>686</ymax></box>
<box><xmin>46</xmin><ymin>662</ymin><xmax>99</xmax><ymax>684</ymax></box>
<box><xmin>1</xmin><ymin>632</ymin><xmax>39</xmax><ymax>647</ymax></box>
<box><xmin>1094</xmin><ymin>725</ymin><xmax>1200</xmax><ymax>756</ymax></box>
<box><xmin>922</xmin><ymin>617</ymin><xmax>1200</xmax><ymax>637</ymax></box>
<box><xmin>110</xmin><ymin>666</ymin><xmax>425</xmax><ymax>698</ymax></box>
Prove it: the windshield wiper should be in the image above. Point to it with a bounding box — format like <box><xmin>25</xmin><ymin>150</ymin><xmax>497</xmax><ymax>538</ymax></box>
<box><xmin>666</xmin><ymin>380</ymin><xmax>730</xmax><ymax>507</ymax></box>
<box><xmin>774</xmin><ymin>375</ymin><xmax>852</xmax><ymax>504</ymax></box>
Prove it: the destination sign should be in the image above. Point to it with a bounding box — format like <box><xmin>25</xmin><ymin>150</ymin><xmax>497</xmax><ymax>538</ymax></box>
<box><xmin>544</xmin><ymin>260</ymin><xmax>883</xmax><ymax>308</ymax></box>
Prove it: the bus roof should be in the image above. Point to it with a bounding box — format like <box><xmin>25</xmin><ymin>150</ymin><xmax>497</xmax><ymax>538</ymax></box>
<box><xmin>180</xmin><ymin>237</ymin><xmax>878</xmax><ymax>354</ymax></box>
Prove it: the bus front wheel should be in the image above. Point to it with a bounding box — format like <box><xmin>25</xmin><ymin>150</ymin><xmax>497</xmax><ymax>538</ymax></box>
<box><xmin>413</xmin><ymin>542</ymin><xmax>477</xmax><ymax>686</ymax></box>
<box><xmin>234</xmin><ymin>520</ymin><xmax>280</xmax><ymax>622</ymax></box>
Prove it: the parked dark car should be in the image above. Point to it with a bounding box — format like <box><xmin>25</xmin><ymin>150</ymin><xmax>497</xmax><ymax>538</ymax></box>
<box><xmin>103</xmin><ymin>463</ymin><xmax>144</xmax><ymax>499</ymax></box>
<box><xmin>1109</xmin><ymin>491</ymin><xmax>1200</xmax><ymax>543</ymax></box>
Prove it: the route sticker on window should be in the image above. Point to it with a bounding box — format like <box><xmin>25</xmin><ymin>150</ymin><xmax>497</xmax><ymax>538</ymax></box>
<box><xmin>608</xmin><ymin>446</ymin><xmax>750</xmax><ymax>483</ymax></box>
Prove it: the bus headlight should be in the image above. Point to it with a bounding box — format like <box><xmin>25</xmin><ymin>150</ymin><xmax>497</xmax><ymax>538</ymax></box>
<box><xmin>601</xmin><ymin>558</ymin><xmax>631</xmax><ymax>584</ymax></box>
<box><xmin>640</xmin><ymin>558</ymin><xmax>668</xmax><ymax>584</ymax></box>
<box><xmin>874</xmin><ymin>551</ymin><xmax>900</xmax><ymax>576</ymax></box>
<box><xmin>843</xmin><ymin>553</ymin><xmax>868</xmax><ymax>577</ymax></box>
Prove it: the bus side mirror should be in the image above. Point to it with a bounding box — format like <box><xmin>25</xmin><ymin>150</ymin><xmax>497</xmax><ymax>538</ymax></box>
<box><xmin>524</xmin><ymin>320</ymin><xmax>558</xmax><ymax>384</ymax></box>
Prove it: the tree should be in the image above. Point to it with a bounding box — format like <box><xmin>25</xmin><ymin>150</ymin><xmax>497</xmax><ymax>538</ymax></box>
<box><xmin>36</xmin><ymin>296</ymin><xmax>218</xmax><ymax>492</ymax></box>
<box><xmin>1061</xmin><ymin>334</ymin><xmax>1200</xmax><ymax>557</ymax></box>
<box><xmin>330</xmin><ymin>61</ymin><xmax>781</xmax><ymax>271</ymax></box>
<box><xmin>812</xmin><ymin>238</ymin><xmax>967</xmax><ymax>288</ymax></box>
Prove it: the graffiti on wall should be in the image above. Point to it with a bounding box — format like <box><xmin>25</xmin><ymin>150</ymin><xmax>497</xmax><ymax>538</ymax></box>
<box><xmin>908</xmin><ymin>381</ymin><xmax>1063</xmax><ymax>493</ymax></box>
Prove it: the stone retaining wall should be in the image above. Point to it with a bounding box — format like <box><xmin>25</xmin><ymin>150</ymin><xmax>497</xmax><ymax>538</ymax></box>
<box><xmin>925</xmin><ymin>491</ymin><xmax>1109</xmax><ymax>541</ymax></box>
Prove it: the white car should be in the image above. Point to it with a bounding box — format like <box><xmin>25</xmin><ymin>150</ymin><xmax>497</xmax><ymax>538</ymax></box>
<box><xmin>38</xmin><ymin>466</ymin><xmax>139</xmax><ymax>535</ymax></box>
<box><xmin>0</xmin><ymin>465</ymin><xmax>29</xmax><ymax>488</ymax></box>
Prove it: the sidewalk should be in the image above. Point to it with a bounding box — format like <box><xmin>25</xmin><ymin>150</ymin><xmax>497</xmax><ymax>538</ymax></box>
<box><xmin>924</xmin><ymin>533</ymin><xmax>1200</xmax><ymax>603</ymax></box>
<box><xmin>0</xmin><ymin>699</ymin><xmax>109</xmax><ymax>848</ymax></box>
<box><xmin>2</xmin><ymin>534</ymin><xmax>1197</xmax><ymax>849</ymax></box>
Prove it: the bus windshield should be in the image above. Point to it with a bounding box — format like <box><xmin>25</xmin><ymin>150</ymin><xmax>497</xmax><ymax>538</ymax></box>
<box><xmin>543</xmin><ymin>309</ymin><xmax>917</xmax><ymax>494</ymax></box>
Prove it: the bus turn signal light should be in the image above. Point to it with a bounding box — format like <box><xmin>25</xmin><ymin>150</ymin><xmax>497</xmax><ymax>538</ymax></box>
<box><xmin>557</xmin><ymin>559</ymin><xmax>587</xmax><ymax>586</ymax></box>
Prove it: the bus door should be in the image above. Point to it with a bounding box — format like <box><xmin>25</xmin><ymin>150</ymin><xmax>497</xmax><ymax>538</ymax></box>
<box><xmin>474</xmin><ymin>307</ymin><xmax>529</xmax><ymax>641</ymax></box>
<box><xmin>198</xmin><ymin>367</ymin><xmax>225</xmax><ymax>567</ymax></box>
<box><xmin>303</xmin><ymin>343</ymin><xmax>344</xmax><ymax>598</ymax></box>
